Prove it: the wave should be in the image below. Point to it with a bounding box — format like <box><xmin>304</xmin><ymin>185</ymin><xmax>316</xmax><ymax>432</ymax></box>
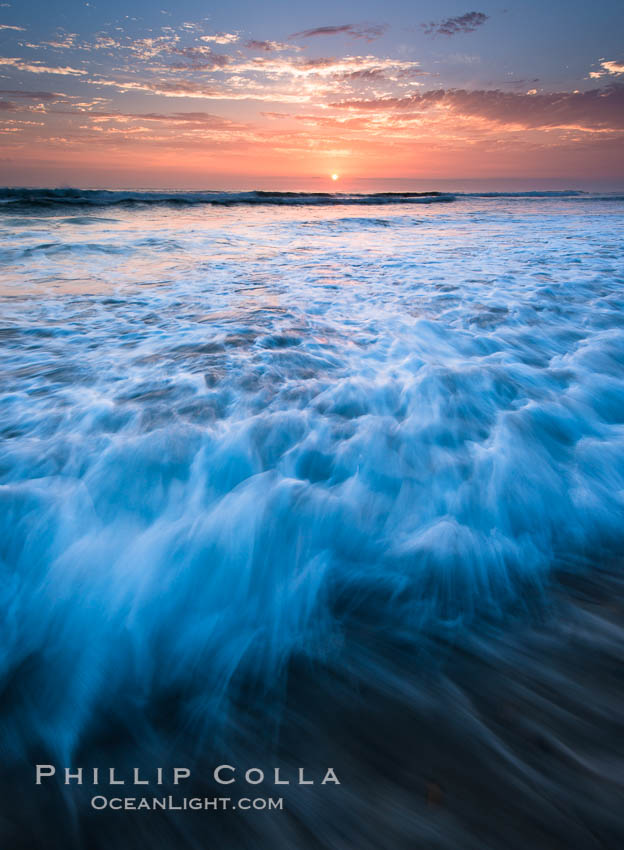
<box><xmin>0</xmin><ymin>187</ymin><xmax>456</xmax><ymax>208</ymax></box>
<box><xmin>1</xmin><ymin>187</ymin><xmax>623</xmax><ymax>209</ymax></box>
<box><xmin>1</xmin><ymin>184</ymin><xmax>623</xmax><ymax>850</ymax></box>
<box><xmin>461</xmin><ymin>190</ymin><xmax>624</xmax><ymax>201</ymax></box>
<box><xmin>462</xmin><ymin>190</ymin><xmax>587</xmax><ymax>197</ymax></box>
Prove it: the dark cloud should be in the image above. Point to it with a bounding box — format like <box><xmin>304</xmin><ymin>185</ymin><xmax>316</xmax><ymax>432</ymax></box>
<box><xmin>330</xmin><ymin>84</ymin><xmax>624</xmax><ymax>130</ymax></box>
<box><xmin>289</xmin><ymin>23</ymin><xmax>387</xmax><ymax>42</ymax></box>
<box><xmin>245</xmin><ymin>40</ymin><xmax>275</xmax><ymax>51</ymax></box>
<box><xmin>339</xmin><ymin>68</ymin><xmax>388</xmax><ymax>81</ymax></box>
<box><xmin>0</xmin><ymin>89</ymin><xmax>65</xmax><ymax>100</ymax></box>
<box><xmin>298</xmin><ymin>57</ymin><xmax>340</xmax><ymax>70</ymax></box>
<box><xmin>500</xmin><ymin>78</ymin><xmax>540</xmax><ymax>87</ymax></box>
<box><xmin>422</xmin><ymin>12</ymin><xmax>488</xmax><ymax>37</ymax></box>
<box><xmin>169</xmin><ymin>48</ymin><xmax>233</xmax><ymax>70</ymax></box>
<box><xmin>242</xmin><ymin>39</ymin><xmax>294</xmax><ymax>52</ymax></box>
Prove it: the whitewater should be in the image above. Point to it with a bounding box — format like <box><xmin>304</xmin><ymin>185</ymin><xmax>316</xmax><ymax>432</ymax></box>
<box><xmin>1</xmin><ymin>190</ymin><xmax>623</xmax><ymax>850</ymax></box>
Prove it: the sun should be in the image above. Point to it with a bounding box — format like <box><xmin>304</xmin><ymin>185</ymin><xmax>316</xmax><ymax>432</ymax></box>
<box><xmin>331</xmin><ymin>173</ymin><xmax>339</xmax><ymax>181</ymax></box>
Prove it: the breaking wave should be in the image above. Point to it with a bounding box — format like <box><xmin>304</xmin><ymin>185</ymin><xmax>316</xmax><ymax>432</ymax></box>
<box><xmin>0</xmin><ymin>187</ymin><xmax>455</xmax><ymax>208</ymax></box>
<box><xmin>4</xmin><ymin>187</ymin><xmax>623</xmax><ymax>209</ymax></box>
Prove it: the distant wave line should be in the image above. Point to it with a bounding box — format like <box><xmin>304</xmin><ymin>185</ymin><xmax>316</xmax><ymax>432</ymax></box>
<box><xmin>1</xmin><ymin>187</ymin><xmax>622</xmax><ymax>208</ymax></box>
<box><xmin>0</xmin><ymin>188</ymin><xmax>454</xmax><ymax>208</ymax></box>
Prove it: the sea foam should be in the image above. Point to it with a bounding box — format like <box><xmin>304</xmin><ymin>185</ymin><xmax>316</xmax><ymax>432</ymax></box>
<box><xmin>1</xmin><ymin>192</ymin><xmax>623</xmax><ymax>848</ymax></box>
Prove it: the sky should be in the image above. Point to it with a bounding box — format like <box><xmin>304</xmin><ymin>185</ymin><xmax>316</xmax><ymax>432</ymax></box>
<box><xmin>0</xmin><ymin>0</ymin><xmax>623</xmax><ymax>188</ymax></box>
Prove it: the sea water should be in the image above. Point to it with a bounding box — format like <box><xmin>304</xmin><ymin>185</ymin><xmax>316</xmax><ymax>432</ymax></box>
<box><xmin>1</xmin><ymin>189</ymin><xmax>623</xmax><ymax>849</ymax></box>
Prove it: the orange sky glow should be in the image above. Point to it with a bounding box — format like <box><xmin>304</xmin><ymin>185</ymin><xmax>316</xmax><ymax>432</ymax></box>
<box><xmin>1</xmin><ymin>3</ymin><xmax>623</xmax><ymax>188</ymax></box>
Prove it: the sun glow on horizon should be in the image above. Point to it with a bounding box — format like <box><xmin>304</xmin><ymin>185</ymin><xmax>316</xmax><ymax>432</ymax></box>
<box><xmin>0</xmin><ymin>2</ymin><xmax>621</xmax><ymax>186</ymax></box>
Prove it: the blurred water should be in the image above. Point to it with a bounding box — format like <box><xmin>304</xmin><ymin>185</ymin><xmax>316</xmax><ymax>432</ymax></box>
<box><xmin>1</xmin><ymin>192</ymin><xmax>623</xmax><ymax>849</ymax></box>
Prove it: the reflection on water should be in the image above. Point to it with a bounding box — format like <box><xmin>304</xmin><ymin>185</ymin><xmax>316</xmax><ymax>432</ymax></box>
<box><xmin>1</xmin><ymin>194</ymin><xmax>624</xmax><ymax>849</ymax></box>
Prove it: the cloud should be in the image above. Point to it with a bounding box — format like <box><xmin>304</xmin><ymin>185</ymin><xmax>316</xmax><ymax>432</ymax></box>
<box><xmin>0</xmin><ymin>58</ymin><xmax>87</xmax><ymax>75</ymax></box>
<box><xmin>0</xmin><ymin>89</ymin><xmax>66</xmax><ymax>100</ymax></box>
<box><xmin>422</xmin><ymin>12</ymin><xmax>488</xmax><ymax>37</ymax></box>
<box><xmin>86</xmin><ymin>77</ymin><xmax>310</xmax><ymax>103</ymax></box>
<box><xmin>84</xmin><ymin>110</ymin><xmax>245</xmax><ymax>130</ymax></box>
<box><xmin>0</xmin><ymin>23</ymin><xmax>24</xmax><ymax>31</ymax></box>
<box><xmin>224</xmin><ymin>54</ymin><xmax>422</xmax><ymax>79</ymax></box>
<box><xmin>79</xmin><ymin>50</ymin><xmax>426</xmax><ymax>109</ymax></box>
<box><xmin>289</xmin><ymin>23</ymin><xmax>387</xmax><ymax>42</ymax></box>
<box><xmin>589</xmin><ymin>59</ymin><xmax>624</xmax><ymax>79</ymax></box>
<box><xmin>199</xmin><ymin>33</ymin><xmax>239</xmax><ymax>45</ymax></box>
<box><xmin>330</xmin><ymin>84</ymin><xmax>624</xmax><ymax>131</ymax></box>
<box><xmin>135</xmin><ymin>111</ymin><xmax>241</xmax><ymax>126</ymax></box>
<box><xmin>41</xmin><ymin>31</ymin><xmax>80</xmax><ymax>49</ymax></box>
<box><xmin>244</xmin><ymin>40</ymin><xmax>296</xmax><ymax>53</ymax></box>
<box><xmin>168</xmin><ymin>46</ymin><xmax>233</xmax><ymax>70</ymax></box>
<box><xmin>93</xmin><ymin>36</ymin><xmax>120</xmax><ymax>49</ymax></box>
<box><xmin>602</xmin><ymin>60</ymin><xmax>624</xmax><ymax>75</ymax></box>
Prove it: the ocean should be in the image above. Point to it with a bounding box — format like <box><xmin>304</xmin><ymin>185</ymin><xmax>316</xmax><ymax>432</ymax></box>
<box><xmin>1</xmin><ymin>188</ymin><xmax>623</xmax><ymax>849</ymax></box>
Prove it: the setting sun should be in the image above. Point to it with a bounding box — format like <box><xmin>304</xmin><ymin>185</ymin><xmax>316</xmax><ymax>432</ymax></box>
<box><xmin>331</xmin><ymin>174</ymin><xmax>339</xmax><ymax>181</ymax></box>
